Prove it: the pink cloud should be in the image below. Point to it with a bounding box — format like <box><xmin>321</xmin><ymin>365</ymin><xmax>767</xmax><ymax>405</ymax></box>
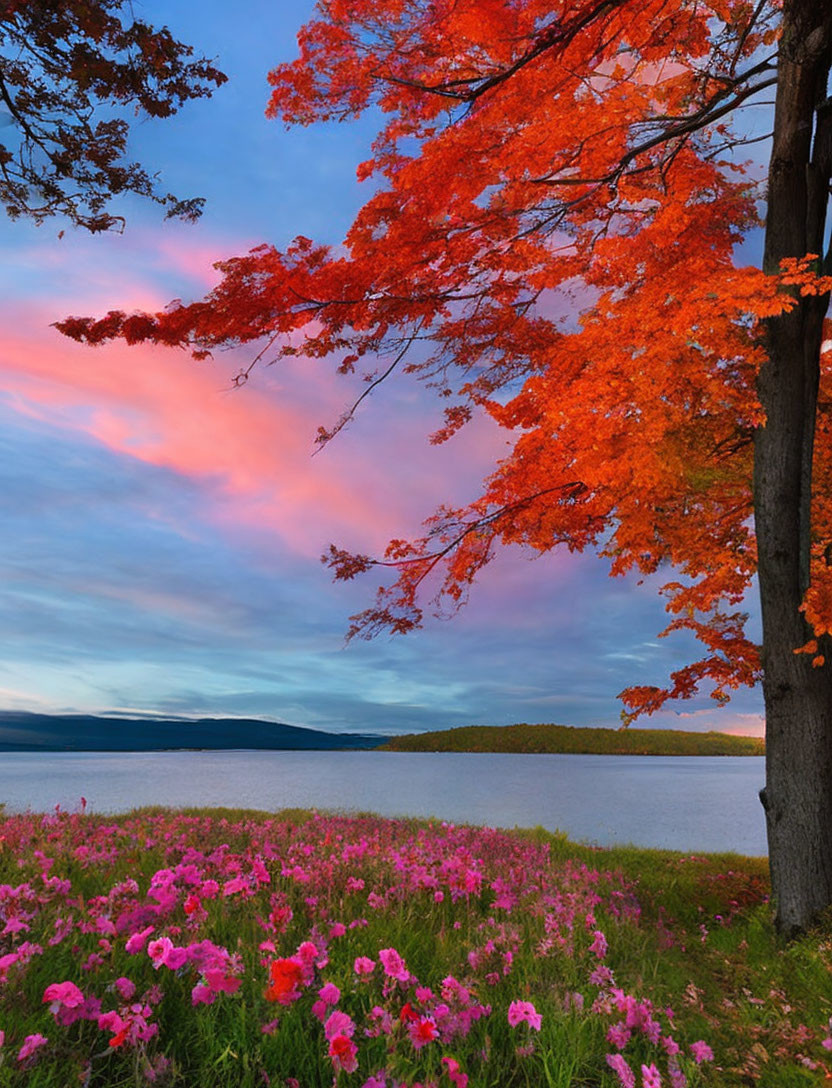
<box><xmin>665</xmin><ymin>709</ymin><xmax>765</xmax><ymax>738</ymax></box>
<box><xmin>0</xmin><ymin>294</ymin><xmax>504</xmax><ymax>560</ymax></box>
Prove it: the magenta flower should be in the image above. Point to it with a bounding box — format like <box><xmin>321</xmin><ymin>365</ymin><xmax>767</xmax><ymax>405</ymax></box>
<box><xmin>324</xmin><ymin>1010</ymin><xmax>356</xmax><ymax>1041</ymax></box>
<box><xmin>354</xmin><ymin>955</ymin><xmax>376</xmax><ymax>977</ymax></box>
<box><xmin>114</xmin><ymin>977</ymin><xmax>136</xmax><ymax>1001</ymax></box>
<box><xmin>607</xmin><ymin>1022</ymin><xmax>632</xmax><ymax>1049</ymax></box>
<box><xmin>590</xmin><ymin>930</ymin><xmax>608</xmax><ymax>958</ymax></box>
<box><xmin>191</xmin><ymin>983</ymin><xmax>215</xmax><ymax>1006</ymax></box>
<box><xmin>379</xmin><ymin>947</ymin><xmax>409</xmax><ymax>982</ymax></box>
<box><xmin>17</xmin><ymin>1033</ymin><xmax>47</xmax><ymax>1064</ymax></box>
<box><xmin>442</xmin><ymin>1056</ymin><xmax>468</xmax><ymax>1088</ymax></box>
<box><xmin>43</xmin><ymin>980</ymin><xmax>84</xmax><ymax>1010</ymax></box>
<box><xmin>125</xmin><ymin>925</ymin><xmax>154</xmax><ymax>955</ymax></box>
<box><xmin>361</xmin><ymin>1075</ymin><xmax>386</xmax><ymax>1088</ymax></box>
<box><xmin>641</xmin><ymin>1064</ymin><xmax>662</xmax><ymax>1088</ymax></box>
<box><xmin>507</xmin><ymin>1001</ymin><xmax>542</xmax><ymax>1031</ymax></box>
<box><xmin>148</xmin><ymin>937</ymin><xmax>187</xmax><ymax>970</ymax></box>
<box><xmin>689</xmin><ymin>1040</ymin><xmax>714</xmax><ymax>1064</ymax></box>
<box><xmin>606</xmin><ymin>1054</ymin><xmax>635</xmax><ymax>1088</ymax></box>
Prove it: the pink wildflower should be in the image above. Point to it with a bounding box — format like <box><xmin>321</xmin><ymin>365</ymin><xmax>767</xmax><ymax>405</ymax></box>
<box><xmin>607</xmin><ymin>1022</ymin><xmax>632</xmax><ymax>1049</ymax></box>
<box><xmin>17</xmin><ymin>1033</ymin><xmax>48</xmax><ymax>1063</ymax></box>
<box><xmin>125</xmin><ymin>926</ymin><xmax>154</xmax><ymax>954</ymax></box>
<box><xmin>43</xmin><ymin>980</ymin><xmax>85</xmax><ymax>1011</ymax></box>
<box><xmin>313</xmin><ymin>982</ymin><xmax>341</xmax><ymax>1021</ymax></box>
<box><xmin>606</xmin><ymin>1054</ymin><xmax>636</xmax><ymax>1088</ymax></box>
<box><xmin>689</xmin><ymin>1040</ymin><xmax>713</xmax><ymax>1064</ymax></box>
<box><xmin>361</xmin><ymin>1076</ymin><xmax>386</xmax><ymax>1088</ymax></box>
<box><xmin>507</xmin><ymin>1001</ymin><xmax>542</xmax><ymax>1031</ymax></box>
<box><xmin>442</xmin><ymin>1056</ymin><xmax>468</xmax><ymax>1087</ymax></box>
<box><xmin>203</xmin><ymin>968</ymin><xmax>241</xmax><ymax>994</ymax></box>
<box><xmin>329</xmin><ymin>1034</ymin><xmax>359</xmax><ymax>1074</ymax></box>
<box><xmin>296</xmin><ymin>940</ymin><xmax>318</xmax><ymax>966</ymax></box>
<box><xmin>146</xmin><ymin>937</ymin><xmax>172</xmax><ymax>967</ymax></box>
<box><xmin>191</xmin><ymin>983</ymin><xmax>215</xmax><ymax>1006</ymax></box>
<box><xmin>325</xmin><ymin>1010</ymin><xmax>356</xmax><ymax>1041</ymax></box>
<box><xmin>354</xmin><ymin>956</ymin><xmax>376</xmax><ymax>976</ymax></box>
<box><xmin>409</xmin><ymin>1016</ymin><xmax>439</xmax><ymax>1049</ymax></box>
<box><xmin>590</xmin><ymin>930</ymin><xmax>608</xmax><ymax>958</ymax></box>
<box><xmin>642</xmin><ymin>1064</ymin><xmax>662</xmax><ymax>1088</ymax></box>
<box><xmin>379</xmin><ymin>947</ymin><xmax>409</xmax><ymax>982</ymax></box>
<box><xmin>365</xmin><ymin>1005</ymin><xmax>393</xmax><ymax>1037</ymax></box>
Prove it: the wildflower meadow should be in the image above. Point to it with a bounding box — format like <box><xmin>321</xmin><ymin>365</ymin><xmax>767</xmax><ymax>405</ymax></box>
<box><xmin>0</xmin><ymin>805</ymin><xmax>829</xmax><ymax>1087</ymax></box>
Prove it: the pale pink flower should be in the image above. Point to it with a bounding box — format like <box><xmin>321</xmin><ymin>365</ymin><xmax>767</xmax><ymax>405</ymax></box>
<box><xmin>354</xmin><ymin>956</ymin><xmax>376</xmax><ymax>976</ymax></box>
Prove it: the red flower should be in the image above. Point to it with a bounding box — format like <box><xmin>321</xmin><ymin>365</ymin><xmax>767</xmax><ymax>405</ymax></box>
<box><xmin>265</xmin><ymin>958</ymin><xmax>303</xmax><ymax>1004</ymax></box>
<box><xmin>408</xmin><ymin>1016</ymin><xmax>439</xmax><ymax>1049</ymax></box>
<box><xmin>108</xmin><ymin>1025</ymin><xmax>129</xmax><ymax>1049</ymax></box>
<box><xmin>328</xmin><ymin>1034</ymin><xmax>358</xmax><ymax>1073</ymax></box>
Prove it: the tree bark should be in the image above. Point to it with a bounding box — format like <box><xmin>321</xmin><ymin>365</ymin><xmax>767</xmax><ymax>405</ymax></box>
<box><xmin>754</xmin><ymin>0</ymin><xmax>832</xmax><ymax>936</ymax></box>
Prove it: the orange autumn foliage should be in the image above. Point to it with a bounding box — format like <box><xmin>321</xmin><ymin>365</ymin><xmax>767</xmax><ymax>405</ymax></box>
<box><xmin>58</xmin><ymin>0</ymin><xmax>832</xmax><ymax>721</ymax></box>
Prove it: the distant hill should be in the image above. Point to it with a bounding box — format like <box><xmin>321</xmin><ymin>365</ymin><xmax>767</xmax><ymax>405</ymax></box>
<box><xmin>380</xmin><ymin>722</ymin><xmax>765</xmax><ymax>756</ymax></box>
<box><xmin>0</xmin><ymin>712</ymin><xmax>386</xmax><ymax>752</ymax></box>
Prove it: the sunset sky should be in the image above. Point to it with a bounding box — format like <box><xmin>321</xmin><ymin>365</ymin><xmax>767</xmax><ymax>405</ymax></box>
<box><xmin>0</xmin><ymin>0</ymin><xmax>765</xmax><ymax>737</ymax></box>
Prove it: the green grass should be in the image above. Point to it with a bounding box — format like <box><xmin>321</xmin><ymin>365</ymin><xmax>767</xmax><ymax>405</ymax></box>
<box><xmin>0</xmin><ymin>804</ymin><xmax>828</xmax><ymax>1088</ymax></box>
<box><xmin>380</xmin><ymin>722</ymin><xmax>765</xmax><ymax>756</ymax></box>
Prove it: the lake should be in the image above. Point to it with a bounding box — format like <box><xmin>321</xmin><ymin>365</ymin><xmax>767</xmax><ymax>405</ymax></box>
<box><xmin>0</xmin><ymin>750</ymin><xmax>767</xmax><ymax>855</ymax></box>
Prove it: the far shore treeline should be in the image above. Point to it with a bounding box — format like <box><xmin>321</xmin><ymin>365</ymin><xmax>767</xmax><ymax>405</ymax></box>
<box><xmin>0</xmin><ymin>712</ymin><xmax>764</xmax><ymax>755</ymax></box>
<box><xmin>381</xmin><ymin>722</ymin><xmax>765</xmax><ymax>757</ymax></box>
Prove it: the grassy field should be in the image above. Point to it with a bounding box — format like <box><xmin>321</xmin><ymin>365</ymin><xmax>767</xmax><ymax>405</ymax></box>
<box><xmin>0</xmin><ymin>804</ymin><xmax>828</xmax><ymax>1087</ymax></box>
<box><xmin>380</xmin><ymin>723</ymin><xmax>765</xmax><ymax>757</ymax></box>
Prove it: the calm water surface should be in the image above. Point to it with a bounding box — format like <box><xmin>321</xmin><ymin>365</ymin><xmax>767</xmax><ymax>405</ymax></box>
<box><xmin>0</xmin><ymin>751</ymin><xmax>767</xmax><ymax>855</ymax></box>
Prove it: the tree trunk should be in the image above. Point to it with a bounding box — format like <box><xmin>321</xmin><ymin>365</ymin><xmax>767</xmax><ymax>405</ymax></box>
<box><xmin>754</xmin><ymin>0</ymin><xmax>832</xmax><ymax>936</ymax></box>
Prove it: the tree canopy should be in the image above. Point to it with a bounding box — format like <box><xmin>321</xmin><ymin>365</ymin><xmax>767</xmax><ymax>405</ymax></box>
<box><xmin>59</xmin><ymin>0</ymin><xmax>831</xmax><ymax>717</ymax></box>
<box><xmin>0</xmin><ymin>0</ymin><xmax>226</xmax><ymax>231</ymax></box>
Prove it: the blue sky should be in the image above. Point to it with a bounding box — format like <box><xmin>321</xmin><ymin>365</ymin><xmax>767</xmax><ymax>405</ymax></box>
<box><xmin>0</xmin><ymin>0</ymin><xmax>765</xmax><ymax>735</ymax></box>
